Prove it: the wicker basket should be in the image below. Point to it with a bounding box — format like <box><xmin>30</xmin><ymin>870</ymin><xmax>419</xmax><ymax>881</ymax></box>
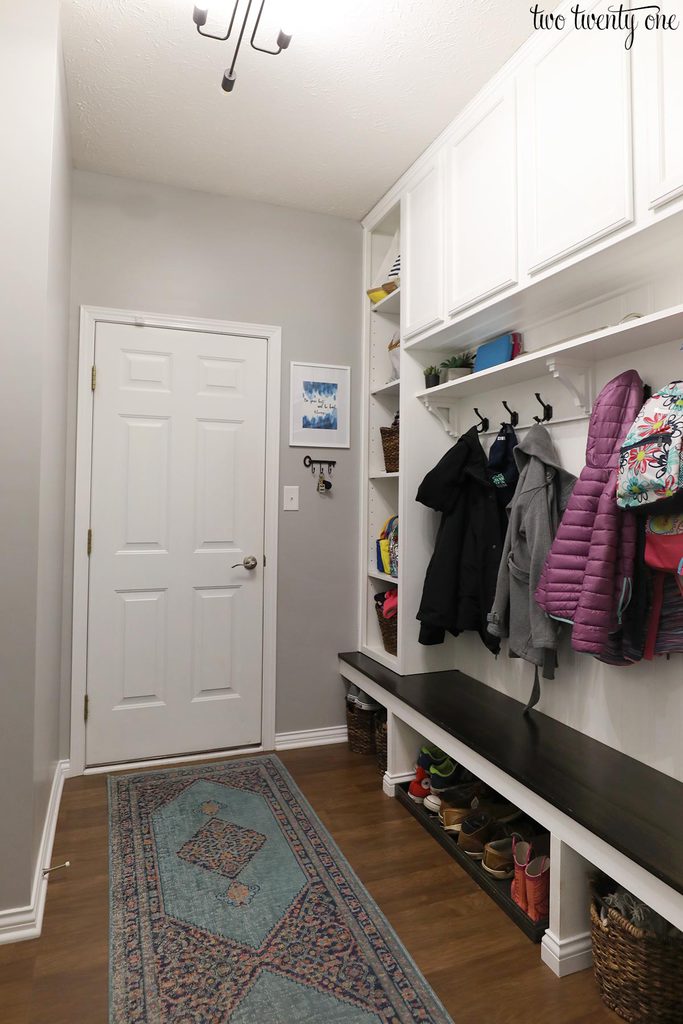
<box><xmin>375</xmin><ymin>713</ymin><xmax>388</xmax><ymax>774</ymax></box>
<box><xmin>346</xmin><ymin>702</ymin><xmax>376</xmax><ymax>755</ymax></box>
<box><xmin>590</xmin><ymin>895</ymin><xmax>683</xmax><ymax>1022</ymax></box>
<box><xmin>380</xmin><ymin>425</ymin><xmax>399</xmax><ymax>473</ymax></box>
<box><xmin>375</xmin><ymin>604</ymin><xmax>398</xmax><ymax>656</ymax></box>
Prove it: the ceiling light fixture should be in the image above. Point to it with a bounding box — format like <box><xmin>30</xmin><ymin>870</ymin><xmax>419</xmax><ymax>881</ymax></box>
<box><xmin>193</xmin><ymin>2</ymin><xmax>292</xmax><ymax>93</ymax></box>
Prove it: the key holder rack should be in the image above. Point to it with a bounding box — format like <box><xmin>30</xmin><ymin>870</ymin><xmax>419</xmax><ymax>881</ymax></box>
<box><xmin>303</xmin><ymin>456</ymin><xmax>336</xmax><ymax>473</ymax></box>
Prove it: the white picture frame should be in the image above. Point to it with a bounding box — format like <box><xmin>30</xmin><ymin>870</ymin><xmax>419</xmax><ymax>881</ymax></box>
<box><xmin>289</xmin><ymin>362</ymin><xmax>351</xmax><ymax>448</ymax></box>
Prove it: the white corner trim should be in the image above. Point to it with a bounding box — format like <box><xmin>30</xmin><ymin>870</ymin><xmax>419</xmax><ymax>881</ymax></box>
<box><xmin>541</xmin><ymin>930</ymin><xmax>593</xmax><ymax>978</ymax></box>
<box><xmin>275</xmin><ymin>725</ymin><xmax>348</xmax><ymax>751</ymax></box>
<box><xmin>0</xmin><ymin>759</ymin><xmax>70</xmax><ymax>945</ymax></box>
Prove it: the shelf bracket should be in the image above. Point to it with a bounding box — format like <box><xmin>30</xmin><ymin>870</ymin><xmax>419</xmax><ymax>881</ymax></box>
<box><xmin>545</xmin><ymin>359</ymin><xmax>593</xmax><ymax>416</ymax></box>
<box><xmin>418</xmin><ymin>395</ymin><xmax>459</xmax><ymax>440</ymax></box>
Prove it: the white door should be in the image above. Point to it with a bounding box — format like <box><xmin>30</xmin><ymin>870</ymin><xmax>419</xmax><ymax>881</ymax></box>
<box><xmin>521</xmin><ymin>0</ymin><xmax>633</xmax><ymax>274</ymax></box>
<box><xmin>86</xmin><ymin>322</ymin><xmax>268</xmax><ymax>765</ymax></box>
<box><xmin>444</xmin><ymin>86</ymin><xmax>518</xmax><ymax>316</ymax></box>
<box><xmin>402</xmin><ymin>158</ymin><xmax>445</xmax><ymax>340</ymax></box>
<box><xmin>645</xmin><ymin>31</ymin><xmax>683</xmax><ymax>212</ymax></box>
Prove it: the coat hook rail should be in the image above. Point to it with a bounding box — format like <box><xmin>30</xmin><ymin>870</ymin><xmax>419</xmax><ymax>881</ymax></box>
<box><xmin>303</xmin><ymin>455</ymin><xmax>337</xmax><ymax>472</ymax></box>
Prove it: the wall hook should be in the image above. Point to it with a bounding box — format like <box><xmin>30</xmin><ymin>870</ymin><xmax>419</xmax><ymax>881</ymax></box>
<box><xmin>473</xmin><ymin>408</ymin><xmax>489</xmax><ymax>433</ymax></box>
<box><xmin>532</xmin><ymin>392</ymin><xmax>553</xmax><ymax>424</ymax></box>
<box><xmin>502</xmin><ymin>401</ymin><xmax>519</xmax><ymax>427</ymax></box>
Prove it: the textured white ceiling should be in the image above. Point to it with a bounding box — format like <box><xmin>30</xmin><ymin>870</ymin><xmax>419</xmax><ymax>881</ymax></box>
<box><xmin>61</xmin><ymin>0</ymin><xmax>543</xmax><ymax>219</ymax></box>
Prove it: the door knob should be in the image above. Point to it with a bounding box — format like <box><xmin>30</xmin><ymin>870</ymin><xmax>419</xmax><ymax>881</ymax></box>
<box><xmin>232</xmin><ymin>555</ymin><xmax>258</xmax><ymax>571</ymax></box>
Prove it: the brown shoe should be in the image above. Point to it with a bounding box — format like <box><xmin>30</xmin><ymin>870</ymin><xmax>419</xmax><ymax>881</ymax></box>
<box><xmin>482</xmin><ymin>836</ymin><xmax>516</xmax><ymax>879</ymax></box>
<box><xmin>476</xmin><ymin>795</ymin><xmax>523</xmax><ymax>824</ymax></box>
<box><xmin>457</xmin><ymin>813</ymin><xmax>503</xmax><ymax>858</ymax></box>
<box><xmin>526</xmin><ymin>855</ymin><xmax>550</xmax><ymax>922</ymax></box>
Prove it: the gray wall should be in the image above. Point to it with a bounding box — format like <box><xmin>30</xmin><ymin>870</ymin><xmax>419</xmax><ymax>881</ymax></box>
<box><xmin>68</xmin><ymin>171</ymin><xmax>362</xmax><ymax>739</ymax></box>
<box><xmin>0</xmin><ymin>0</ymin><xmax>71</xmax><ymax>911</ymax></box>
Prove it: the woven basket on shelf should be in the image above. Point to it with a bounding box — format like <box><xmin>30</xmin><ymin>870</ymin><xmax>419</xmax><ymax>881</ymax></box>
<box><xmin>590</xmin><ymin>895</ymin><xmax>683</xmax><ymax>1023</ymax></box>
<box><xmin>375</xmin><ymin>604</ymin><xmax>398</xmax><ymax>656</ymax></box>
<box><xmin>374</xmin><ymin>714</ymin><xmax>388</xmax><ymax>774</ymax></box>
<box><xmin>346</xmin><ymin>702</ymin><xmax>376</xmax><ymax>755</ymax></box>
<box><xmin>380</xmin><ymin>425</ymin><xmax>399</xmax><ymax>474</ymax></box>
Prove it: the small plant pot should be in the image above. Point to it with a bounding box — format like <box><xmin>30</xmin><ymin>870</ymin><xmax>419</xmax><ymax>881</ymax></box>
<box><xmin>424</xmin><ymin>374</ymin><xmax>440</xmax><ymax>389</ymax></box>
<box><xmin>445</xmin><ymin>367</ymin><xmax>473</xmax><ymax>382</ymax></box>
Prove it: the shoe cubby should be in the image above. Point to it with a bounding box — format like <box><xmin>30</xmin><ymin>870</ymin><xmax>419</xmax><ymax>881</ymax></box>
<box><xmin>395</xmin><ymin>783</ymin><xmax>549</xmax><ymax>943</ymax></box>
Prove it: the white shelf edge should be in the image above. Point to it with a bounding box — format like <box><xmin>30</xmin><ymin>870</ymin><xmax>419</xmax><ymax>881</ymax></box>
<box><xmin>371</xmin><ymin>379</ymin><xmax>401</xmax><ymax>397</ymax></box>
<box><xmin>361</xmin><ymin>644</ymin><xmax>399</xmax><ymax>670</ymax></box>
<box><xmin>368</xmin><ymin>569</ymin><xmax>399</xmax><ymax>584</ymax></box>
<box><xmin>414</xmin><ymin>303</ymin><xmax>683</xmax><ymax>406</ymax></box>
<box><xmin>370</xmin><ymin>287</ymin><xmax>401</xmax><ymax>315</ymax></box>
<box><xmin>369</xmin><ymin>472</ymin><xmax>400</xmax><ymax>480</ymax></box>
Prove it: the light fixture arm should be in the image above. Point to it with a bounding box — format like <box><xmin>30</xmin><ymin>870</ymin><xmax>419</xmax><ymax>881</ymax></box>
<box><xmin>193</xmin><ymin>2</ymin><xmax>240</xmax><ymax>41</ymax></box>
<box><xmin>250</xmin><ymin>0</ymin><xmax>283</xmax><ymax>54</ymax></box>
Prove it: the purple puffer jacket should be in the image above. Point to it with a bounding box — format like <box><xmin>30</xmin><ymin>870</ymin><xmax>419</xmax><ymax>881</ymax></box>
<box><xmin>534</xmin><ymin>370</ymin><xmax>644</xmax><ymax>655</ymax></box>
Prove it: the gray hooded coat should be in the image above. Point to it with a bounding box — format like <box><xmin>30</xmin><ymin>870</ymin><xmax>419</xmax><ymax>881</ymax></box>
<box><xmin>487</xmin><ymin>424</ymin><xmax>576</xmax><ymax>678</ymax></box>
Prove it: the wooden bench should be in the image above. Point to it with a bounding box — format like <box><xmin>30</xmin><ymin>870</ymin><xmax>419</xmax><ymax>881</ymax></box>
<box><xmin>339</xmin><ymin>651</ymin><xmax>683</xmax><ymax>977</ymax></box>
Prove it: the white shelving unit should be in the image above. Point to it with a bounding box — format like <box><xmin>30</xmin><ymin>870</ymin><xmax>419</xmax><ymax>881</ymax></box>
<box><xmin>361</xmin><ymin>206</ymin><xmax>402</xmax><ymax>668</ymax></box>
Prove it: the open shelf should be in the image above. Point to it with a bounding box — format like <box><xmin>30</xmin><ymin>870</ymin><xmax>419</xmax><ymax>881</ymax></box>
<box><xmin>370</xmin><ymin>471</ymin><xmax>399</xmax><ymax>480</ymax></box>
<box><xmin>371</xmin><ymin>378</ymin><xmax>401</xmax><ymax>398</ymax></box>
<box><xmin>368</xmin><ymin>569</ymin><xmax>399</xmax><ymax>584</ymax></box>
<box><xmin>395</xmin><ymin>783</ymin><xmax>547</xmax><ymax>943</ymax></box>
<box><xmin>415</xmin><ymin>302</ymin><xmax>683</xmax><ymax>405</ymax></box>
<box><xmin>371</xmin><ymin>288</ymin><xmax>401</xmax><ymax>316</ymax></box>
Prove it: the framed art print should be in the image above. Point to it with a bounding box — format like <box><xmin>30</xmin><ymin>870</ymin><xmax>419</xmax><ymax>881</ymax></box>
<box><xmin>289</xmin><ymin>362</ymin><xmax>351</xmax><ymax>448</ymax></box>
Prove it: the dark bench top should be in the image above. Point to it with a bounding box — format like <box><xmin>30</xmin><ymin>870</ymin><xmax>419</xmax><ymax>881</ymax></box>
<box><xmin>339</xmin><ymin>651</ymin><xmax>683</xmax><ymax>897</ymax></box>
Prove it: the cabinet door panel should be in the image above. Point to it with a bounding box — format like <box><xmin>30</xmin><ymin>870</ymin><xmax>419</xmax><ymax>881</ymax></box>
<box><xmin>402</xmin><ymin>160</ymin><xmax>444</xmax><ymax>340</ymax></box>
<box><xmin>526</xmin><ymin>0</ymin><xmax>633</xmax><ymax>274</ymax></box>
<box><xmin>648</xmin><ymin>32</ymin><xmax>683</xmax><ymax>210</ymax></box>
<box><xmin>445</xmin><ymin>88</ymin><xmax>517</xmax><ymax>316</ymax></box>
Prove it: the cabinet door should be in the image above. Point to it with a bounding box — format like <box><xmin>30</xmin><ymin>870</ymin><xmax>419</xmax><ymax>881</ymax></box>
<box><xmin>524</xmin><ymin>0</ymin><xmax>633</xmax><ymax>274</ymax></box>
<box><xmin>402</xmin><ymin>159</ymin><xmax>444</xmax><ymax>340</ymax></box>
<box><xmin>445</xmin><ymin>87</ymin><xmax>517</xmax><ymax>317</ymax></box>
<box><xmin>647</xmin><ymin>32</ymin><xmax>683</xmax><ymax>211</ymax></box>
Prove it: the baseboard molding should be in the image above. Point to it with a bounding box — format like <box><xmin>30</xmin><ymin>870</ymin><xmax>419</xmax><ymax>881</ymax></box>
<box><xmin>0</xmin><ymin>758</ymin><xmax>69</xmax><ymax>945</ymax></box>
<box><xmin>275</xmin><ymin>725</ymin><xmax>348</xmax><ymax>751</ymax></box>
<box><xmin>541</xmin><ymin>929</ymin><xmax>593</xmax><ymax>977</ymax></box>
<box><xmin>382</xmin><ymin>770</ymin><xmax>415</xmax><ymax>797</ymax></box>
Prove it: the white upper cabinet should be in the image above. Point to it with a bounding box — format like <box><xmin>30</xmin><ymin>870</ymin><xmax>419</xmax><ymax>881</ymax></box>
<box><xmin>402</xmin><ymin>158</ymin><xmax>444</xmax><ymax>340</ymax></box>
<box><xmin>646</xmin><ymin>31</ymin><xmax>683</xmax><ymax>212</ymax></box>
<box><xmin>521</xmin><ymin>0</ymin><xmax>634</xmax><ymax>275</ymax></box>
<box><xmin>444</xmin><ymin>86</ymin><xmax>518</xmax><ymax>317</ymax></box>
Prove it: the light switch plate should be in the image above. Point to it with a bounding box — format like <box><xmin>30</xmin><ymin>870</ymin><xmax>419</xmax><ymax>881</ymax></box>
<box><xmin>283</xmin><ymin>485</ymin><xmax>299</xmax><ymax>511</ymax></box>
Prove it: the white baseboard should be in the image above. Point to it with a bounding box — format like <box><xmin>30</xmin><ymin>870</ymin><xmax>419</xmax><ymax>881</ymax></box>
<box><xmin>541</xmin><ymin>929</ymin><xmax>593</xmax><ymax>977</ymax></box>
<box><xmin>275</xmin><ymin>725</ymin><xmax>348</xmax><ymax>751</ymax></box>
<box><xmin>383</xmin><ymin>770</ymin><xmax>415</xmax><ymax>797</ymax></box>
<box><xmin>0</xmin><ymin>758</ymin><xmax>70</xmax><ymax>945</ymax></box>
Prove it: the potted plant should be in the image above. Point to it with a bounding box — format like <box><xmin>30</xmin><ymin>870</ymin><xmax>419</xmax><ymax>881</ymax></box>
<box><xmin>423</xmin><ymin>366</ymin><xmax>440</xmax><ymax>389</ymax></box>
<box><xmin>440</xmin><ymin>352</ymin><xmax>474</xmax><ymax>382</ymax></box>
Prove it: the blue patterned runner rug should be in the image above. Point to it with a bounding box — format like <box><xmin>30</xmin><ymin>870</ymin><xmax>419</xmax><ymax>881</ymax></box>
<box><xmin>109</xmin><ymin>755</ymin><xmax>453</xmax><ymax>1023</ymax></box>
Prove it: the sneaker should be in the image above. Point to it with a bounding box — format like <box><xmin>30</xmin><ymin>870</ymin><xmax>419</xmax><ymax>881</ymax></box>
<box><xmin>354</xmin><ymin>689</ymin><xmax>380</xmax><ymax>711</ymax></box>
<box><xmin>457</xmin><ymin>813</ymin><xmax>503</xmax><ymax>859</ymax></box>
<box><xmin>416</xmin><ymin>744</ymin><xmax>447</xmax><ymax>772</ymax></box>
<box><xmin>482</xmin><ymin>836</ymin><xmax>517</xmax><ymax>879</ymax></box>
<box><xmin>428</xmin><ymin>758</ymin><xmax>463</xmax><ymax>793</ymax></box>
<box><xmin>526</xmin><ymin>855</ymin><xmax>550</xmax><ymax>922</ymax></box>
<box><xmin>407</xmin><ymin>766</ymin><xmax>432</xmax><ymax>804</ymax></box>
<box><xmin>477</xmin><ymin>794</ymin><xmax>523</xmax><ymax>824</ymax></box>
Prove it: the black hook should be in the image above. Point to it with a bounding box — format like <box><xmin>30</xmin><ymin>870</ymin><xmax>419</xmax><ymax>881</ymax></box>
<box><xmin>502</xmin><ymin>401</ymin><xmax>519</xmax><ymax>427</ymax></box>
<box><xmin>532</xmin><ymin>393</ymin><xmax>553</xmax><ymax>424</ymax></box>
<box><xmin>473</xmin><ymin>408</ymin><xmax>489</xmax><ymax>433</ymax></box>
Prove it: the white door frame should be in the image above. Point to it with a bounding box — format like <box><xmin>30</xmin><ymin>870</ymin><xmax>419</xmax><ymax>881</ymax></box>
<box><xmin>69</xmin><ymin>306</ymin><xmax>281</xmax><ymax>776</ymax></box>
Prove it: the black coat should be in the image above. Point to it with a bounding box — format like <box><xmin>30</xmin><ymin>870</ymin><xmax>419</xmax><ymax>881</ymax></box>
<box><xmin>416</xmin><ymin>427</ymin><xmax>509</xmax><ymax>653</ymax></box>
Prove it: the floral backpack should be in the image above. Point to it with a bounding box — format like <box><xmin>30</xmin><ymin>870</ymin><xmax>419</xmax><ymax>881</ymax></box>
<box><xmin>616</xmin><ymin>381</ymin><xmax>683</xmax><ymax>510</ymax></box>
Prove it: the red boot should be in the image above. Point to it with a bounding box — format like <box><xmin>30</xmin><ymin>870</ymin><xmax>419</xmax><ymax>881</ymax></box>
<box><xmin>525</xmin><ymin>855</ymin><xmax>550</xmax><ymax>923</ymax></box>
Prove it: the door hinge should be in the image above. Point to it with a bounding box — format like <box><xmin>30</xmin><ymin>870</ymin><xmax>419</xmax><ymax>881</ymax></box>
<box><xmin>83</xmin><ymin>694</ymin><xmax>89</xmax><ymax>723</ymax></box>
<box><xmin>91</xmin><ymin>365</ymin><xmax>97</xmax><ymax>391</ymax></box>
<box><xmin>87</xmin><ymin>528</ymin><xmax>92</xmax><ymax>556</ymax></box>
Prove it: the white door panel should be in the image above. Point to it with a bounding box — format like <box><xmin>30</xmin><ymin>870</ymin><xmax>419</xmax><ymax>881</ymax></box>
<box><xmin>647</xmin><ymin>31</ymin><xmax>683</xmax><ymax>211</ymax></box>
<box><xmin>402</xmin><ymin>159</ymin><xmax>444</xmax><ymax>339</ymax></box>
<box><xmin>86</xmin><ymin>322</ymin><xmax>267</xmax><ymax>765</ymax></box>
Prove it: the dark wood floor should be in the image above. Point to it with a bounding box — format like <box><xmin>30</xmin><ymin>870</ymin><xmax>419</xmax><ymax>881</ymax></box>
<box><xmin>0</xmin><ymin>744</ymin><xmax>617</xmax><ymax>1024</ymax></box>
